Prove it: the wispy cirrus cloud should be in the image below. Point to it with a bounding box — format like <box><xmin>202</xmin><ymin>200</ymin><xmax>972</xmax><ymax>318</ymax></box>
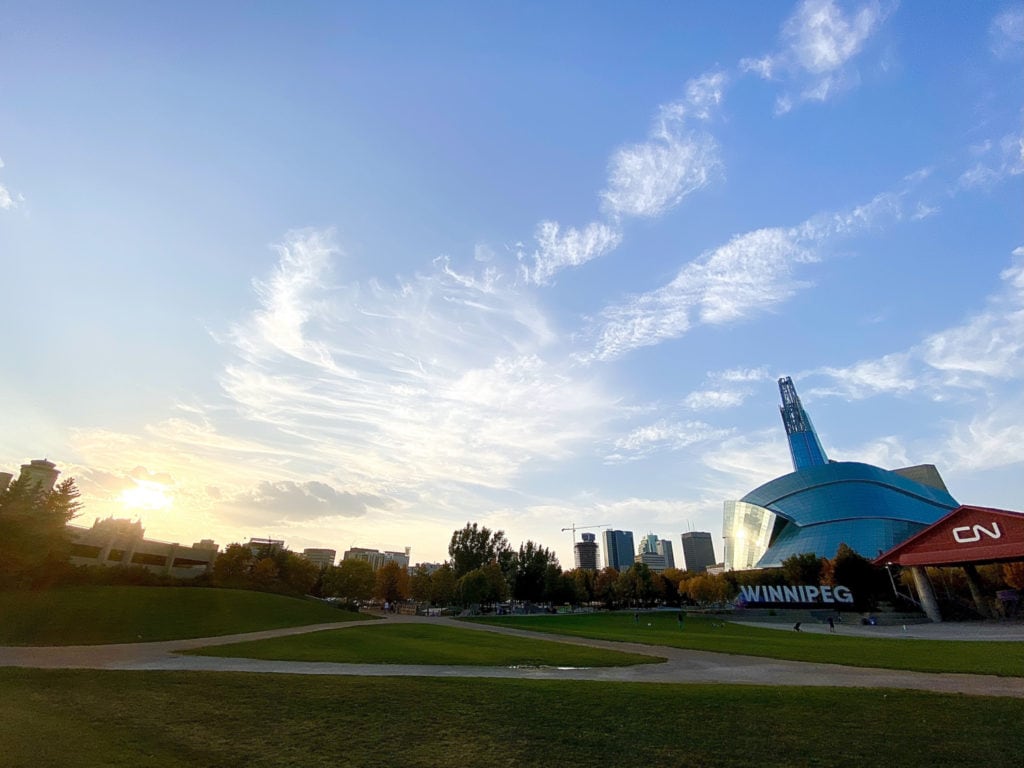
<box><xmin>958</xmin><ymin>132</ymin><xmax>1024</xmax><ymax>190</ymax></box>
<box><xmin>742</xmin><ymin>0</ymin><xmax>894</xmax><ymax>114</ymax></box>
<box><xmin>0</xmin><ymin>156</ymin><xmax>18</xmax><ymax>211</ymax></box>
<box><xmin>582</xmin><ymin>182</ymin><xmax>919</xmax><ymax>363</ymax></box>
<box><xmin>682</xmin><ymin>367</ymin><xmax>773</xmax><ymax>411</ymax></box>
<box><xmin>523</xmin><ymin>72</ymin><xmax>726</xmax><ymax>285</ymax></box>
<box><xmin>606</xmin><ymin>419</ymin><xmax>732</xmax><ymax>463</ymax></box>
<box><xmin>220</xmin><ymin>229</ymin><xmax>616</xmax><ymax>493</ymax></box>
<box><xmin>600</xmin><ymin>72</ymin><xmax>726</xmax><ymax>219</ymax></box>
<box><xmin>813</xmin><ymin>246</ymin><xmax>1024</xmax><ymax>400</ymax></box>
<box><xmin>522</xmin><ymin>221</ymin><xmax>623</xmax><ymax>285</ymax></box>
<box><xmin>809</xmin><ymin>247</ymin><xmax>1024</xmax><ymax>473</ymax></box>
<box><xmin>990</xmin><ymin>6</ymin><xmax>1024</xmax><ymax>59</ymax></box>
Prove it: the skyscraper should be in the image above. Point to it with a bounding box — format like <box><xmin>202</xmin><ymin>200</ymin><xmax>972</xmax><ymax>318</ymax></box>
<box><xmin>601</xmin><ymin>529</ymin><xmax>635</xmax><ymax>571</ymax></box>
<box><xmin>656</xmin><ymin>539</ymin><xmax>676</xmax><ymax>569</ymax></box>
<box><xmin>17</xmin><ymin>459</ymin><xmax>60</xmax><ymax>494</ymax></box>
<box><xmin>680</xmin><ymin>531</ymin><xmax>717</xmax><ymax>573</ymax></box>
<box><xmin>574</xmin><ymin>532</ymin><xmax>599</xmax><ymax>570</ymax></box>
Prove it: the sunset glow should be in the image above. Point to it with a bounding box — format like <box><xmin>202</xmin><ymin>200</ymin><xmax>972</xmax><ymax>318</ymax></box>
<box><xmin>119</xmin><ymin>481</ymin><xmax>173</xmax><ymax>512</ymax></box>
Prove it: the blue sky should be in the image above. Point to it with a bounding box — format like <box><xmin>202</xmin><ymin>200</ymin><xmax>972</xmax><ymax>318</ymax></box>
<box><xmin>1</xmin><ymin>1</ymin><xmax>1022</xmax><ymax>568</ymax></box>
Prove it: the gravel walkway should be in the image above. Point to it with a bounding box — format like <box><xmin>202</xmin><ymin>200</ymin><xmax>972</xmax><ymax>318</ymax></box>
<box><xmin>1</xmin><ymin>614</ymin><xmax>1021</xmax><ymax>699</ymax></box>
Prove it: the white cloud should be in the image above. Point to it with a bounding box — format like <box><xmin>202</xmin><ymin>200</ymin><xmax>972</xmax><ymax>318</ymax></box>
<box><xmin>678</xmin><ymin>367</ymin><xmax>772</xmax><ymax>411</ymax></box>
<box><xmin>742</xmin><ymin>0</ymin><xmax>893</xmax><ymax>113</ymax></box>
<box><xmin>524</xmin><ymin>221</ymin><xmax>623</xmax><ymax>285</ymax></box>
<box><xmin>600</xmin><ymin>72</ymin><xmax>726</xmax><ymax>219</ymax></box>
<box><xmin>814</xmin><ymin>248</ymin><xmax>1024</xmax><ymax>398</ymax></box>
<box><xmin>227</xmin><ymin>480</ymin><xmax>385</xmax><ymax>523</ymax></box>
<box><xmin>811</xmin><ymin>353</ymin><xmax>917</xmax><ymax>399</ymax></box>
<box><xmin>584</xmin><ymin>177</ymin><xmax>921</xmax><ymax>363</ymax></box>
<box><xmin>220</xmin><ymin>229</ymin><xmax>617</xmax><ymax>494</ymax></box>
<box><xmin>990</xmin><ymin>6</ymin><xmax>1024</xmax><ymax>59</ymax></box>
<box><xmin>518</xmin><ymin>72</ymin><xmax>726</xmax><ymax>285</ymax></box>
<box><xmin>827</xmin><ymin>435</ymin><xmax>910</xmax><ymax>468</ymax></box>
<box><xmin>701</xmin><ymin>431</ymin><xmax>793</xmax><ymax>492</ymax></box>
<box><xmin>0</xmin><ymin>185</ymin><xmax>12</xmax><ymax>210</ymax></box>
<box><xmin>607</xmin><ymin>419</ymin><xmax>732</xmax><ymax>462</ymax></box>
<box><xmin>944</xmin><ymin>402</ymin><xmax>1024</xmax><ymax>471</ymax></box>
<box><xmin>713</xmin><ymin>366</ymin><xmax>772</xmax><ymax>383</ymax></box>
<box><xmin>958</xmin><ymin>132</ymin><xmax>1024</xmax><ymax>189</ymax></box>
<box><xmin>586</xmin><ymin>227</ymin><xmax>814</xmax><ymax>362</ymax></box>
<box><xmin>810</xmin><ymin>247</ymin><xmax>1024</xmax><ymax>472</ymax></box>
<box><xmin>683</xmin><ymin>390</ymin><xmax>747</xmax><ymax>410</ymax></box>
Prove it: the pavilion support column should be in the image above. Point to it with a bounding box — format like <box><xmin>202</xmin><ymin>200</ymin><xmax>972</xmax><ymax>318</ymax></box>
<box><xmin>962</xmin><ymin>564</ymin><xmax>992</xmax><ymax>619</ymax></box>
<box><xmin>910</xmin><ymin>566</ymin><xmax>942</xmax><ymax>623</ymax></box>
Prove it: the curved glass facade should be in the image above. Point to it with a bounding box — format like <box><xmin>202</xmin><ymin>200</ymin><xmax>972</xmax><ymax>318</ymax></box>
<box><xmin>733</xmin><ymin>461</ymin><xmax>959</xmax><ymax>568</ymax></box>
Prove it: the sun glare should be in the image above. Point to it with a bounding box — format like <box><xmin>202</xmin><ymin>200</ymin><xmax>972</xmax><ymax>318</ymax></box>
<box><xmin>119</xmin><ymin>481</ymin><xmax>173</xmax><ymax>512</ymax></box>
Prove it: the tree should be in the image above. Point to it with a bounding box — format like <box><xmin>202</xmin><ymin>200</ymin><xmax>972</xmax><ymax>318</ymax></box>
<box><xmin>830</xmin><ymin>543</ymin><xmax>886</xmax><ymax>611</ymax></box>
<box><xmin>617</xmin><ymin>563</ymin><xmax>655</xmax><ymax>607</ymax></box>
<box><xmin>323</xmin><ymin>559</ymin><xmax>376</xmax><ymax>602</ymax></box>
<box><xmin>0</xmin><ymin>476</ymin><xmax>82</xmax><ymax>589</ymax></box>
<box><xmin>594</xmin><ymin>566</ymin><xmax>621</xmax><ymax>608</ymax></box>
<box><xmin>278</xmin><ymin>551</ymin><xmax>320</xmax><ymax>596</ymax></box>
<box><xmin>512</xmin><ymin>540</ymin><xmax>558</xmax><ymax>602</ymax></box>
<box><xmin>781</xmin><ymin>552</ymin><xmax>823</xmax><ymax>585</ymax></box>
<box><xmin>251</xmin><ymin>557</ymin><xmax>280</xmax><ymax>591</ymax></box>
<box><xmin>374</xmin><ymin>561</ymin><xmax>411</xmax><ymax>604</ymax></box>
<box><xmin>448</xmin><ymin>523</ymin><xmax>511</xmax><ymax>579</ymax></box>
<box><xmin>409</xmin><ymin>565</ymin><xmax>433</xmax><ymax>603</ymax></box>
<box><xmin>430</xmin><ymin>563</ymin><xmax>457</xmax><ymax>607</ymax></box>
<box><xmin>1002</xmin><ymin>561</ymin><xmax>1024</xmax><ymax>590</ymax></box>
<box><xmin>212</xmin><ymin>543</ymin><xmax>256</xmax><ymax>589</ymax></box>
<box><xmin>566</xmin><ymin>568</ymin><xmax>596</xmax><ymax>605</ymax></box>
<box><xmin>684</xmin><ymin>573</ymin><xmax>730</xmax><ymax>605</ymax></box>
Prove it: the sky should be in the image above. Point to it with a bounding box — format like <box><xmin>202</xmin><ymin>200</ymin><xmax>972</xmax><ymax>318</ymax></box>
<box><xmin>1</xmin><ymin>1</ymin><xmax>1022</xmax><ymax>569</ymax></box>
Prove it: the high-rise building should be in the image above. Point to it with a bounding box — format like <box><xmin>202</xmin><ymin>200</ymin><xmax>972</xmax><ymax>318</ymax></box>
<box><xmin>302</xmin><ymin>548</ymin><xmax>337</xmax><ymax>569</ymax></box>
<box><xmin>574</xmin><ymin>532</ymin><xmax>600</xmax><ymax>570</ymax></box>
<box><xmin>248</xmin><ymin>537</ymin><xmax>285</xmax><ymax>556</ymax></box>
<box><xmin>343</xmin><ymin>546</ymin><xmax>410</xmax><ymax>571</ymax></box>
<box><xmin>634</xmin><ymin>549</ymin><xmax>667</xmax><ymax>572</ymax></box>
<box><xmin>680</xmin><ymin>531</ymin><xmax>716</xmax><ymax>573</ymax></box>
<box><xmin>15</xmin><ymin>459</ymin><xmax>60</xmax><ymax>494</ymax></box>
<box><xmin>601</xmin><ymin>529</ymin><xmax>635</xmax><ymax>571</ymax></box>
<box><xmin>656</xmin><ymin>539</ymin><xmax>676</xmax><ymax>569</ymax></box>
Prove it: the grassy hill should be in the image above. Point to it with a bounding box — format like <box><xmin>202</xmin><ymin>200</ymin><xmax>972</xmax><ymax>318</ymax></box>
<box><xmin>0</xmin><ymin>586</ymin><xmax>363</xmax><ymax>645</ymax></box>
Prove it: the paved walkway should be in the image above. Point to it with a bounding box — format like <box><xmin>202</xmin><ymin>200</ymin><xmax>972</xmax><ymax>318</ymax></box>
<box><xmin>1</xmin><ymin>614</ymin><xmax>1022</xmax><ymax>699</ymax></box>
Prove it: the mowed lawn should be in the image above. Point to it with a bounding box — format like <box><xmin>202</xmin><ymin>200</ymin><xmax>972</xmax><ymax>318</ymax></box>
<box><xmin>0</xmin><ymin>587</ymin><xmax>363</xmax><ymax>645</ymax></box>
<box><xmin>1</xmin><ymin>669</ymin><xmax>1021</xmax><ymax>768</ymax></box>
<box><xmin>470</xmin><ymin>612</ymin><xmax>1024</xmax><ymax>677</ymax></box>
<box><xmin>185</xmin><ymin>622</ymin><xmax>661</xmax><ymax>666</ymax></box>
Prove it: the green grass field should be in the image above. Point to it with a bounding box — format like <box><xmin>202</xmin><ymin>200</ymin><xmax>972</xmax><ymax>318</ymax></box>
<box><xmin>470</xmin><ymin>612</ymin><xmax>1024</xmax><ymax>677</ymax></box>
<box><xmin>0</xmin><ymin>587</ymin><xmax>362</xmax><ymax>645</ymax></box>
<box><xmin>185</xmin><ymin>622</ymin><xmax>661</xmax><ymax>666</ymax></box>
<box><xmin>1</xmin><ymin>669</ymin><xmax>1021</xmax><ymax>768</ymax></box>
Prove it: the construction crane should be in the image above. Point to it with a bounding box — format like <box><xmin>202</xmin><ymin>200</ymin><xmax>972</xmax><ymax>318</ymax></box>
<box><xmin>560</xmin><ymin>522</ymin><xmax>611</xmax><ymax>551</ymax></box>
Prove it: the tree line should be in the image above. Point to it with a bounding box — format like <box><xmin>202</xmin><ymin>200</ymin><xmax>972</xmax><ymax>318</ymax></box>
<box><xmin>3</xmin><ymin>480</ymin><xmax>1022</xmax><ymax>617</ymax></box>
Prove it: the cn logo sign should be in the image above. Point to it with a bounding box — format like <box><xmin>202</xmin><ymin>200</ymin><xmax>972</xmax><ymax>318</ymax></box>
<box><xmin>952</xmin><ymin>522</ymin><xmax>1002</xmax><ymax>544</ymax></box>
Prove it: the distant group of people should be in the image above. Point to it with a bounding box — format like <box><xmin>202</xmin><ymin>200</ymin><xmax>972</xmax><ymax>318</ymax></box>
<box><xmin>793</xmin><ymin>614</ymin><xmax>840</xmax><ymax>632</ymax></box>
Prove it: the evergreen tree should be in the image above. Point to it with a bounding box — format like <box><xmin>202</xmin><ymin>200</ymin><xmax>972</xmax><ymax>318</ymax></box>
<box><xmin>0</xmin><ymin>476</ymin><xmax>81</xmax><ymax>589</ymax></box>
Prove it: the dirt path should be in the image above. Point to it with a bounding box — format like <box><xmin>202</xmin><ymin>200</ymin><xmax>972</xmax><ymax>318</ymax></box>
<box><xmin>1</xmin><ymin>614</ymin><xmax>1021</xmax><ymax>699</ymax></box>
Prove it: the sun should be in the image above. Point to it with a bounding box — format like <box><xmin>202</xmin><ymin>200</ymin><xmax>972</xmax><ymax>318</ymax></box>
<box><xmin>119</xmin><ymin>480</ymin><xmax>173</xmax><ymax>512</ymax></box>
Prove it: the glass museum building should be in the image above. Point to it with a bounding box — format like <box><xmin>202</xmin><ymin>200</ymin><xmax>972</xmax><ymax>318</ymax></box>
<box><xmin>723</xmin><ymin>377</ymin><xmax>960</xmax><ymax>570</ymax></box>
